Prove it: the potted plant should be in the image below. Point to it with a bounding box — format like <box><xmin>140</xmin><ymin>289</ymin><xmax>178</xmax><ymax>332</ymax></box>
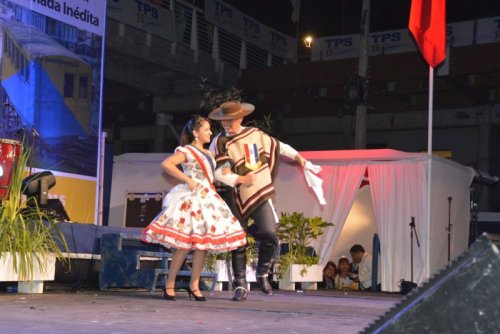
<box><xmin>276</xmin><ymin>211</ymin><xmax>333</xmax><ymax>291</ymax></box>
<box><xmin>0</xmin><ymin>143</ymin><xmax>69</xmax><ymax>293</ymax></box>
<box><xmin>205</xmin><ymin>234</ymin><xmax>257</xmax><ymax>291</ymax></box>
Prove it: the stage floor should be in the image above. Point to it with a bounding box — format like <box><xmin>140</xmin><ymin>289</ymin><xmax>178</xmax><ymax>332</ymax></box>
<box><xmin>0</xmin><ymin>285</ymin><xmax>401</xmax><ymax>333</ymax></box>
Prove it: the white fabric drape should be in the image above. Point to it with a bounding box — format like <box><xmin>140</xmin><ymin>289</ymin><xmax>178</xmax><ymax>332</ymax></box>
<box><xmin>367</xmin><ymin>159</ymin><xmax>428</xmax><ymax>292</ymax></box>
<box><xmin>315</xmin><ymin>163</ymin><xmax>367</xmax><ymax>266</ymax></box>
<box><xmin>273</xmin><ymin>161</ymin><xmax>366</xmax><ymax>267</ymax></box>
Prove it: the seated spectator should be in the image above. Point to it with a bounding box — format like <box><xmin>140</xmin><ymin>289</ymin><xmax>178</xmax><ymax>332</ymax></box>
<box><xmin>322</xmin><ymin>261</ymin><xmax>337</xmax><ymax>289</ymax></box>
<box><xmin>334</xmin><ymin>257</ymin><xmax>359</xmax><ymax>291</ymax></box>
<box><xmin>350</xmin><ymin>244</ymin><xmax>379</xmax><ymax>291</ymax></box>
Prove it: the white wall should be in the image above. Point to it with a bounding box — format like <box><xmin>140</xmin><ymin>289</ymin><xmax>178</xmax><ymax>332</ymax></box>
<box><xmin>108</xmin><ymin>153</ymin><xmax>176</xmax><ymax>227</ymax></box>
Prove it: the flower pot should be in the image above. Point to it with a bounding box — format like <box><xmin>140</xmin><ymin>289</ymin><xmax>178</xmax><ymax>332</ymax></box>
<box><xmin>212</xmin><ymin>259</ymin><xmax>257</xmax><ymax>291</ymax></box>
<box><xmin>0</xmin><ymin>252</ymin><xmax>56</xmax><ymax>293</ymax></box>
<box><xmin>278</xmin><ymin>264</ymin><xmax>323</xmax><ymax>291</ymax></box>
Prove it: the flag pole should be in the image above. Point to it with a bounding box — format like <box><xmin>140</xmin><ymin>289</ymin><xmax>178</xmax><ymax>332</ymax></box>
<box><xmin>427</xmin><ymin>66</ymin><xmax>434</xmax><ymax>155</ymax></box>
<box><xmin>426</xmin><ymin>65</ymin><xmax>434</xmax><ymax>279</ymax></box>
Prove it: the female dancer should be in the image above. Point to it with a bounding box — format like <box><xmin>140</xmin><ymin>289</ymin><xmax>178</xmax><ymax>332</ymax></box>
<box><xmin>142</xmin><ymin>115</ymin><xmax>250</xmax><ymax>301</ymax></box>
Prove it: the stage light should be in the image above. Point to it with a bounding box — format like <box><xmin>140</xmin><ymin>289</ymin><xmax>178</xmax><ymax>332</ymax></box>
<box><xmin>304</xmin><ymin>35</ymin><xmax>313</xmax><ymax>48</ymax></box>
<box><xmin>21</xmin><ymin>171</ymin><xmax>70</xmax><ymax>221</ymax></box>
<box><xmin>22</xmin><ymin>171</ymin><xmax>56</xmax><ymax>205</ymax></box>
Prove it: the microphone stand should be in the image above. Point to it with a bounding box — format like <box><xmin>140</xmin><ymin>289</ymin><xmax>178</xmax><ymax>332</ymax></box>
<box><xmin>447</xmin><ymin>197</ymin><xmax>453</xmax><ymax>262</ymax></box>
<box><xmin>410</xmin><ymin>217</ymin><xmax>420</xmax><ymax>282</ymax></box>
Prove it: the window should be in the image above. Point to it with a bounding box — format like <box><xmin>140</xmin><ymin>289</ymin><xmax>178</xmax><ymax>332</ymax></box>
<box><xmin>78</xmin><ymin>76</ymin><xmax>88</xmax><ymax>98</ymax></box>
<box><xmin>6</xmin><ymin>36</ymin><xmax>12</xmax><ymax>58</ymax></box>
<box><xmin>23</xmin><ymin>58</ymin><xmax>29</xmax><ymax>81</ymax></box>
<box><xmin>3</xmin><ymin>35</ymin><xmax>7</xmax><ymax>57</ymax></box>
<box><xmin>19</xmin><ymin>53</ymin><xmax>25</xmax><ymax>77</ymax></box>
<box><xmin>64</xmin><ymin>73</ymin><xmax>74</xmax><ymax>97</ymax></box>
<box><xmin>14</xmin><ymin>46</ymin><xmax>19</xmax><ymax>69</ymax></box>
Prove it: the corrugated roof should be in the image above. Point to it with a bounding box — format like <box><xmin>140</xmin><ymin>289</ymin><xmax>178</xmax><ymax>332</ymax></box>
<box><xmin>1</xmin><ymin>18</ymin><xmax>86</xmax><ymax>63</ymax></box>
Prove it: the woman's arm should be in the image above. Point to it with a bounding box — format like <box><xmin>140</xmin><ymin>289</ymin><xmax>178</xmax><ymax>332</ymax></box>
<box><xmin>161</xmin><ymin>151</ymin><xmax>196</xmax><ymax>190</ymax></box>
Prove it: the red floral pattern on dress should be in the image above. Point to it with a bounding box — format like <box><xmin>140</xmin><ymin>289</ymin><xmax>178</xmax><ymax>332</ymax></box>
<box><xmin>180</xmin><ymin>201</ymin><xmax>190</xmax><ymax>211</ymax></box>
<box><xmin>200</xmin><ymin>187</ymin><xmax>209</xmax><ymax>198</ymax></box>
<box><xmin>141</xmin><ymin>146</ymin><xmax>246</xmax><ymax>252</ymax></box>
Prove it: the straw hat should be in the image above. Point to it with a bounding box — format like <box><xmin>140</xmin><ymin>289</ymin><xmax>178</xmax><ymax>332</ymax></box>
<box><xmin>208</xmin><ymin>101</ymin><xmax>255</xmax><ymax>120</ymax></box>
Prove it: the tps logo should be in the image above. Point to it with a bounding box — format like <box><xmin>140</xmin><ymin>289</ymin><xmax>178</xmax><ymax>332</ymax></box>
<box><xmin>244</xmin><ymin>17</ymin><xmax>260</xmax><ymax>35</ymax></box>
<box><xmin>370</xmin><ymin>32</ymin><xmax>401</xmax><ymax>53</ymax></box>
<box><xmin>135</xmin><ymin>0</ymin><xmax>159</xmax><ymax>23</ymax></box>
<box><xmin>271</xmin><ymin>31</ymin><xmax>287</xmax><ymax>48</ymax></box>
<box><xmin>370</xmin><ymin>32</ymin><xmax>400</xmax><ymax>44</ymax></box>
<box><xmin>214</xmin><ymin>0</ymin><xmax>233</xmax><ymax>20</ymax></box>
<box><xmin>325</xmin><ymin>37</ymin><xmax>353</xmax><ymax>48</ymax></box>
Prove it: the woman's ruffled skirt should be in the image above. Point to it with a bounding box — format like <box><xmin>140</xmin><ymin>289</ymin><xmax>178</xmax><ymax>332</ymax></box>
<box><xmin>142</xmin><ymin>184</ymin><xmax>246</xmax><ymax>252</ymax></box>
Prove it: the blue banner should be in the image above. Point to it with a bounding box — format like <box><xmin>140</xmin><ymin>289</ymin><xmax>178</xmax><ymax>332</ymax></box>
<box><xmin>0</xmin><ymin>0</ymin><xmax>106</xmax><ymax>223</ymax></box>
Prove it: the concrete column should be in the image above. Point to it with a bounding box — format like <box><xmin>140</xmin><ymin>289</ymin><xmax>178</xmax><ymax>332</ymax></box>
<box><xmin>240</xmin><ymin>40</ymin><xmax>247</xmax><ymax>69</ymax></box>
<box><xmin>154</xmin><ymin>113</ymin><xmax>172</xmax><ymax>152</ymax></box>
<box><xmin>170</xmin><ymin>0</ymin><xmax>177</xmax><ymax>56</ymax></box>
<box><xmin>190</xmin><ymin>9</ymin><xmax>199</xmax><ymax>64</ymax></box>
<box><xmin>212</xmin><ymin>26</ymin><xmax>220</xmax><ymax>72</ymax></box>
<box><xmin>267</xmin><ymin>53</ymin><xmax>272</xmax><ymax>67</ymax></box>
<box><xmin>354</xmin><ymin>0</ymin><xmax>370</xmax><ymax>149</ymax></box>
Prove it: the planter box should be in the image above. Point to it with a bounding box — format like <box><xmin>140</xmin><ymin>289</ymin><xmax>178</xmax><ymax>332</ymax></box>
<box><xmin>278</xmin><ymin>264</ymin><xmax>323</xmax><ymax>291</ymax></box>
<box><xmin>212</xmin><ymin>259</ymin><xmax>257</xmax><ymax>291</ymax></box>
<box><xmin>0</xmin><ymin>253</ymin><xmax>56</xmax><ymax>293</ymax></box>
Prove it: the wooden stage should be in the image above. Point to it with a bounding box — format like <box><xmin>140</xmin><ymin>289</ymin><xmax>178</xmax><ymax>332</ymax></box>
<box><xmin>0</xmin><ymin>285</ymin><xmax>401</xmax><ymax>333</ymax></box>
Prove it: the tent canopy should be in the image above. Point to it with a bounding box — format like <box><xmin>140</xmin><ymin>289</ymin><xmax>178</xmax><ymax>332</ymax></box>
<box><xmin>273</xmin><ymin>149</ymin><xmax>474</xmax><ymax>292</ymax></box>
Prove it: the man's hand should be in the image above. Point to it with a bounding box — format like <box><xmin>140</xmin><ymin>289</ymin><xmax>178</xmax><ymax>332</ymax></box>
<box><xmin>296</xmin><ymin>154</ymin><xmax>307</xmax><ymax>167</ymax></box>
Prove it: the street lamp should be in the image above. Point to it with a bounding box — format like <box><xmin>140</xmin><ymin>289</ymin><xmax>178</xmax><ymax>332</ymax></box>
<box><xmin>304</xmin><ymin>35</ymin><xmax>313</xmax><ymax>48</ymax></box>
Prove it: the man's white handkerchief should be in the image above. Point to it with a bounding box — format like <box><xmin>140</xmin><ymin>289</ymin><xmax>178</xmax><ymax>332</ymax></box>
<box><xmin>303</xmin><ymin>161</ymin><xmax>326</xmax><ymax>205</ymax></box>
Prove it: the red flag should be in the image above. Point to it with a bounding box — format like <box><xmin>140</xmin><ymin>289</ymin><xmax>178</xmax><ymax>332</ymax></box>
<box><xmin>409</xmin><ymin>0</ymin><xmax>446</xmax><ymax>68</ymax></box>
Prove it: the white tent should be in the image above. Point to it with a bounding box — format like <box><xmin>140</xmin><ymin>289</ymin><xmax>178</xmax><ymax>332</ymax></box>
<box><xmin>109</xmin><ymin>149</ymin><xmax>475</xmax><ymax>292</ymax></box>
<box><xmin>272</xmin><ymin>149</ymin><xmax>475</xmax><ymax>292</ymax></box>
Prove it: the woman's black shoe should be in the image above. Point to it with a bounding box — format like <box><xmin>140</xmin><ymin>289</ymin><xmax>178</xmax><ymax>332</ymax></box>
<box><xmin>162</xmin><ymin>288</ymin><xmax>176</xmax><ymax>300</ymax></box>
<box><xmin>187</xmin><ymin>287</ymin><xmax>206</xmax><ymax>301</ymax></box>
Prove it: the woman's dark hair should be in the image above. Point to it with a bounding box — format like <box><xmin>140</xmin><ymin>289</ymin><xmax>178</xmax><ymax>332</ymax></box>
<box><xmin>179</xmin><ymin>114</ymin><xmax>210</xmax><ymax>146</ymax></box>
<box><xmin>323</xmin><ymin>261</ymin><xmax>337</xmax><ymax>273</ymax></box>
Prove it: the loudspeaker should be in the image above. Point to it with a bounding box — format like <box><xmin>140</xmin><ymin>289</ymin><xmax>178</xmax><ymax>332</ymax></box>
<box><xmin>362</xmin><ymin>233</ymin><xmax>500</xmax><ymax>333</ymax></box>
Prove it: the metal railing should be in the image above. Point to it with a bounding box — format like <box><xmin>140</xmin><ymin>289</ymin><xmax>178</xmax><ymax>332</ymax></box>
<box><xmin>111</xmin><ymin>0</ymin><xmax>288</xmax><ymax>71</ymax></box>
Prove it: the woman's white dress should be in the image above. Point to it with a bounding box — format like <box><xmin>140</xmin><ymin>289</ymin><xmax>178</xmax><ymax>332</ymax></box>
<box><xmin>142</xmin><ymin>146</ymin><xmax>246</xmax><ymax>252</ymax></box>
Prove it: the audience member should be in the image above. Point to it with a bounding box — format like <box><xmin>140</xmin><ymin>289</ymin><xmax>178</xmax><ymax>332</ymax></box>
<box><xmin>322</xmin><ymin>261</ymin><xmax>337</xmax><ymax>289</ymax></box>
<box><xmin>349</xmin><ymin>244</ymin><xmax>377</xmax><ymax>291</ymax></box>
<box><xmin>334</xmin><ymin>257</ymin><xmax>359</xmax><ymax>291</ymax></box>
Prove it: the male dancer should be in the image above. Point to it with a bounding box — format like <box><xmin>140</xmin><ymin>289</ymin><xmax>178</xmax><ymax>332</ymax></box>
<box><xmin>209</xmin><ymin>101</ymin><xmax>307</xmax><ymax>301</ymax></box>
